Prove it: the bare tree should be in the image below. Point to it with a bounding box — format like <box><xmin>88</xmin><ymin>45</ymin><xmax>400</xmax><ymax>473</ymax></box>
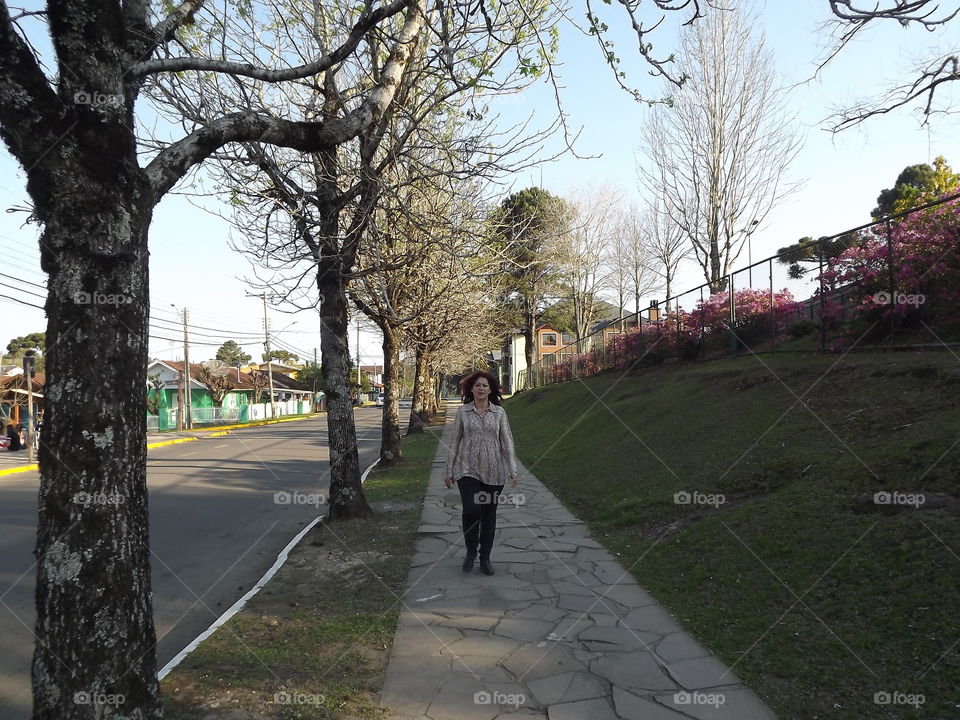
<box><xmin>557</xmin><ymin>187</ymin><xmax>618</xmax><ymax>351</ymax></box>
<box><xmin>822</xmin><ymin>1</ymin><xmax>959</xmax><ymax>130</ymax></box>
<box><xmin>641</xmin><ymin>199</ymin><xmax>690</xmax><ymax>309</ymax></box>
<box><xmin>614</xmin><ymin>204</ymin><xmax>665</xmax><ymax>317</ymax></box>
<box><xmin>351</xmin><ymin>168</ymin><xmax>492</xmax><ymax>460</ymax></box>
<box><xmin>156</xmin><ymin>0</ymin><xmax>560</xmax><ymax>512</ymax></box>
<box><xmin>248</xmin><ymin>369</ymin><xmax>269</xmax><ymax>406</ymax></box>
<box><xmin>404</xmin><ymin>259</ymin><xmax>495</xmax><ymax>431</ymax></box>
<box><xmin>0</xmin><ymin>0</ymin><xmax>440</xmax><ymax>714</ymax></box>
<box><xmin>639</xmin><ymin>1</ymin><xmax>801</xmax><ymax>292</ymax></box>
<box><xmin>195</xmin><ymin>361</ymin><xmax>236</xmax><ymax>408</ymax></box>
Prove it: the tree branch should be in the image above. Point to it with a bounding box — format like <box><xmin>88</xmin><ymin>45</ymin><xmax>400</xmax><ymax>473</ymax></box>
<box><xmin>829</xmin><ymin>53</ymin><xmax>959</xmax><ymax>131</ymax></box>
<box><xmin>146</xmin><ymin>0</ymin><xmax>426</xmax><ymax>202</ymax></box>
<box><xmin>0</xmin><ymin>1</ymin><xmax>65</xmax><ymax>177</ymax></box>
<box><xmin>132</xmin><ymin>0</ymin><xmax>411</xmax><ymax>80</ymax></box>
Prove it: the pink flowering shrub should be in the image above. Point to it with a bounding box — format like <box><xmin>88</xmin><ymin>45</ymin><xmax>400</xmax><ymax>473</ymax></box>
<box><xmin>553</xmin><ymin>351</ymin><xmax>602</xmax><ymax>381</ymax></box>
<box><xmin>825</xmin><ymin>196</ymin><xmax>960</xmax><ymax>339</ymax></box>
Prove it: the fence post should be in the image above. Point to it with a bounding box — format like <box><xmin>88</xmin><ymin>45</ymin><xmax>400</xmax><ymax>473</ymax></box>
<box><xmin>728</xmin><ymin>273</ymin><xmax>737</xmax><ymax>357</ymax></box>
<box><xmin>886</xmin><ymin>218</ymin><xmax>896</xmax><ymax>346</ymax></box>
<box><xmin>699</xmin><ymin>287</ymin><xmax>706</xmax><ymax>359</ymax></box>
<box><xmin>769</xmin><ymin>258</ymin><xmax>776</xmax><ymax>353</ymax></box>
<box><xmin>818</xmin><ymin>249</ymin><xmax>826</xmax><ymax>353</ymax></box>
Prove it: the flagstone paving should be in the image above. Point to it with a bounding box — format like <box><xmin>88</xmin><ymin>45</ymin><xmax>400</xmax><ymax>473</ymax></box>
<box><xmin>379</xmin><ymin>415</ymin><xmax>777</xmax><ymax>720</ymax></box>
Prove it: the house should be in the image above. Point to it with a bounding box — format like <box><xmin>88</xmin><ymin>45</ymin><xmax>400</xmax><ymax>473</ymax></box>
<box><xmin>535</xmin><ymin>324</ymin><xmax>575</xmax><ymax>366</ymax></box>
<box><xmin>1</xmin><ymin>364</ymin><xmax>24</xmax><ymax>377</ymax></box>
<box><xmin>360</xmin><ymin>364</ymin><xmax>383</xmax><ymax>387</ymax></box>
<box><xmin>497</xmin><ymin>331</ymin><xmax>526</xmax><ymax>395</ymax></box>
<box><xmin>0</xmin><ymin>373</ymin><xmax>44</xmax><ymax>427</ymax></box>
<box><xmin>147</xmin><ymin>359</ymin><xmax>313</xmax><ymax>430</ymax></box>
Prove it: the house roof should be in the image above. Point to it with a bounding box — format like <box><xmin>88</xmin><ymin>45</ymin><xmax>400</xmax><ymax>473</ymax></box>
<box><xmin>0</xmin><ymin>373</ymin><xmax>45</xmax><ymax>392</ymax></box>
<box><xmin>153</xmin><ymin>360</ymin><xmax>262</xmax><ymax>391</ymax></box>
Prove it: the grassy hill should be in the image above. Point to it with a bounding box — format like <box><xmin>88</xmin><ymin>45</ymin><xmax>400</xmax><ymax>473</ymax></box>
<box><xmin>504</xmin><ymin>352</ymin><xmax>960</xmax><ymax>720</ymax></box>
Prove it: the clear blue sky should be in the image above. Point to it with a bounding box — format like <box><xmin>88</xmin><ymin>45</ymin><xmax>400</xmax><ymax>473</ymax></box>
<box><xmin>1</xmin><ymin>1</ymin><xmax>957</xmax><ymax>365</ymax></box>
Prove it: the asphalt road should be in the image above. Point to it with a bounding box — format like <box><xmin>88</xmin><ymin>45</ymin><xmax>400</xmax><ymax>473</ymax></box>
<box><xmin>0</xmin><ymin>408</ymin><xmax>387</xmax><ymax>719</ymax></box>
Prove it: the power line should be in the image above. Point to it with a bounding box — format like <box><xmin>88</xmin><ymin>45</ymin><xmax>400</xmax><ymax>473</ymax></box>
<box><xmin>149</xmin><ymin>315</ymin><xmax>263</xmax><ymax>340</ymax></box>
<box><xmin>0</xmin><ymin>271</ymin><xmax>45</xmax><ymax>290</ymax></box>
<box><xmin>0</xmin><ymin>293</ymin><xmax>44</xmax><ymax>310</ymax></box>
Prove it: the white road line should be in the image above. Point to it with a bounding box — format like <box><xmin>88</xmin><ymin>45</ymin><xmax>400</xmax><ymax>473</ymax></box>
<box><xmin>158</xmin><ymin>454</ymin><xmax>382</xmax><ymax>680</ymax></box>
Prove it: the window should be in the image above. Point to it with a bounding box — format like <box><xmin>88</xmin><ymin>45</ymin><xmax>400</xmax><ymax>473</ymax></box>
<box><xmin>561</xmin><ymin>332</ymin><xmax>574</xmax><ymax>345</ymax></box>
<box><xmin>541</xmin><ymin>332</ymin><xmax>558</xmax><ymax>347</ymax></box>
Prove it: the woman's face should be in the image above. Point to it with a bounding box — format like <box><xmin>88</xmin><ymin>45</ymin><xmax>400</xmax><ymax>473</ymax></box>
<box><xmin>472</xmin><ymin>376</ymin><xmax>491</xmax><ymax>402</ymax></box>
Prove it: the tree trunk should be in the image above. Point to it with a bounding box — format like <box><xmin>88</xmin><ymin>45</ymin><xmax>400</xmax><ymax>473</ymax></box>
<box><xmin>407</xmin><ymin>347</ymin><xmax>430</xmax><ymax>433</ymax></box>
<box><xmin>33</xmin><ymin>171</ymin><xmax>162</xmax><ymax>718</ymax></box>
<box><xmin>427</xmin><ymin>371</ymin><xmax>439</xmax><ymax>415</ymax></box>
<box><xmin>379</xmin><ymin>327</ymin><xmax>403</xmax><ymax>466</ymax></box>
<box><xmin>319</xmin><ymin>268</ymin><xmax>371</xmax><ymax>518</ymax></box>
<box><xmin>665</xmin><ymin>268</ymin><xmax>673</xmax><ymax>312</ymax></box>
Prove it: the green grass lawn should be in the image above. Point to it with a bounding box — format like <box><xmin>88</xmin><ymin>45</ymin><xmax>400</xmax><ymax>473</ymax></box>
<box><xmin>505</xmin><ymin>351</ymin><xmax>960</xmax><ymax>720</ymax></box>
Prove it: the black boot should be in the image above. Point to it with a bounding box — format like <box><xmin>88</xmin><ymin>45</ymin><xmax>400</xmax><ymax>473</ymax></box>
<box><xmin>479</xmin><ymin>557</ymin><xmax>494</xmax><ymax>576</ymax></box>
<box><xmin>462</xmin><ymin>551</ymin><xmax>476</xmax><ymax>573</ymax></box>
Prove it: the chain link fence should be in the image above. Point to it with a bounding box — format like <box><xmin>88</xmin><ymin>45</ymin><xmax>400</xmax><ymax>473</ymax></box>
<box><xmin>519</xmin><ymin>193</ymin><xmax>960</xmax><ymax>390</ymax></box>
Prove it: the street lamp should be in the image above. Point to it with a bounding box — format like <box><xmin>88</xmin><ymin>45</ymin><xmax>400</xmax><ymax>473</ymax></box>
<box><xmin>743</xmin><ymin>220</ymin><xmax>759</xmax><ymax>287</ymax></box>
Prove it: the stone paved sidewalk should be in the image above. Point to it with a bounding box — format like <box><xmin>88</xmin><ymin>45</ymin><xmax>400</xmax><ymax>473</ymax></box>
<box><xmin>379</xmin><ymin>416</ymin><xmax>777</xmax><ymax>720</ymax></box>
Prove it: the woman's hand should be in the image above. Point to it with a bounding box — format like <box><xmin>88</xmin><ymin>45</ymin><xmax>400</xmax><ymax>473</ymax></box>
<box><xmin>509</xmin><ymin>473</ymin><xmax>518</xmax><ymax>488</ymax></box>
<box><xmin>443</xmin><ymin>475</ymin><xmax>453</xmax><ymax>489</ymax></box>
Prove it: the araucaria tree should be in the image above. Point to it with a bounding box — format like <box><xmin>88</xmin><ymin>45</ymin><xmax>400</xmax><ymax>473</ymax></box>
<box><xmin>639</xmin><ymin>1</ymin><xmax>800</xmax><ymax>292</ymax></box>
<box><xmin>491</xmin><ymin>187</ymin><xmax>569</xmax><ymax>385</ymax></box>
<box><xmin>0</xmin><ymin>0</ymin><xmax>436</xmax><ymax>716</ymax></box>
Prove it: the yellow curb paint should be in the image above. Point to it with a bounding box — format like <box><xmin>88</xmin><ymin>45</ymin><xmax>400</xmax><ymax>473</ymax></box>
<box><xmin>0</xmin><ymin>463</ymin><xmax>38</xmax><ymax>476</ymax></box>
<box><xmin>146</xmin><ymin>437</ymin><xmax>199</xmax><ymax>450</ymax></box>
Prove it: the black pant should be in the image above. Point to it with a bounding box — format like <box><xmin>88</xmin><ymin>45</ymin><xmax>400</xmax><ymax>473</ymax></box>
<box><xmin>457</xmin><ymin>476</ymin><xmax>503</xmax><ymax>559</ymax></box>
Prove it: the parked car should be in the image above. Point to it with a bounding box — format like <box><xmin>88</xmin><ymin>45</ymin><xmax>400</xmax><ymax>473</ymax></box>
<box><xmin>375</xmin><ymin>393</ymin><xmax>384</xmax><ymax>407</ymax></box>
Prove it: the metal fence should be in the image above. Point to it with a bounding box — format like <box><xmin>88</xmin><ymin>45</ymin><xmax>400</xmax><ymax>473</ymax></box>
<box><xmin>519</xmin><ymin>193</ymin><xmax>960</xmax><ymax>390</ymax></box>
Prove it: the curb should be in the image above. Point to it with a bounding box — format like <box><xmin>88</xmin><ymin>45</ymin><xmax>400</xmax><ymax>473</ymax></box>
<box><xmin>158</xmin><ymin>454</ymin><xmax>381</xmax><ymax>680</ymax></box>
<box><xmin>0</xmin><ymin>462</ymin><xmax>37</xmax><ymax>477</ymax></box>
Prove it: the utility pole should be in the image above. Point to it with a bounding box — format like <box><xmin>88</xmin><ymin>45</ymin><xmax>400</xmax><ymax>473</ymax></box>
<box><xmin>170</xmin><ymin>304</ymin><xmax>191</xmax><ymax>430</ymax></box>
<box><xmin>356</xmin><ymin>318</ymin><xmax>361</xmax><ymax>405</ymax></box>
<box><xmin>247</xmin><ymin>292</ymin><xmax>277</xmax><ymax>419</ymax></box>
<box><xmin>175</xmin><ymin>366</ymin><xmax>184</xmax><ymax>432</ymax></box>
<box><xmin>23</xmin><ymin>352</ymin><xmax>35</xmax><ymax>463</ymax></box>
<box><xmin>182</xmin><ymin>308</ymin><xmax>192</xmax><ymax>429</ymax></box>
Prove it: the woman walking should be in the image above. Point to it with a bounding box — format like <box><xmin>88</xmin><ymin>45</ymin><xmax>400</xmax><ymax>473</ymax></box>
<box><xmin>443</xmin><ymin>371</ymin><xmax>519</xmax><ymax>576</ymax></box>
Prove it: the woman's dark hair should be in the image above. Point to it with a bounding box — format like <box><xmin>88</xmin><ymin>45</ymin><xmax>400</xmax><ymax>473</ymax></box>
<box><xmin>460</xmin><ymin>371</ymin><xmax>503</xmax><ymax>405</ymax></box>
